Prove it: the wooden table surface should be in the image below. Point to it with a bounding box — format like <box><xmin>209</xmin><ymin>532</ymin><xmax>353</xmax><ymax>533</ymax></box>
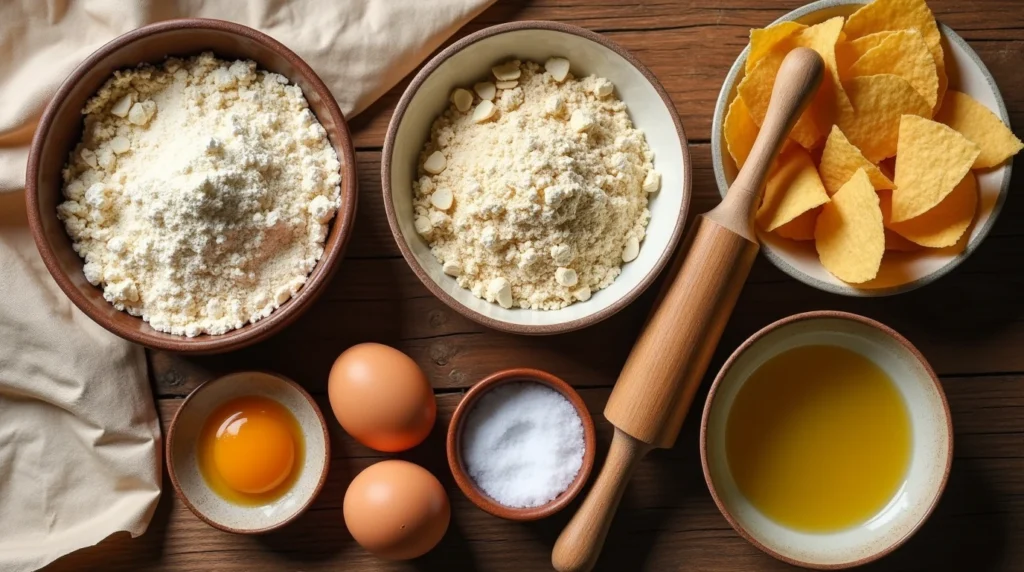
<box><xmin>45</xmin><ymin>1</ymin><xmax>1024</xmax><ymax>570</ymax></box>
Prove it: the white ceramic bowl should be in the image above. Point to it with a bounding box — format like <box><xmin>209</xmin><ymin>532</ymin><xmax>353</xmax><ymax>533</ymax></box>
<box><xmin>383</xmin><ymin>21</ymin><xmax>690</xmax><ymax>334</ymax></box>
<box><xmin>701</xmin><ymin>311</ymin><xmax>953</xmax><ymax>569</ymax></box>
<box><xmin>167</xmin><ymin>371</ymin><xmax>330</xmax><ymax>534</ymax></box>
<box><xmin>711</xmin><ymin>0</ymin><xmax>1014</xmax><ymax>296</ymax></box>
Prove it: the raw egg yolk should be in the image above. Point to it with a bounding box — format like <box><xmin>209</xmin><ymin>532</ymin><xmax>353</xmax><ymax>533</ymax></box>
<box><xmin>198</xmin><ymin>396</ymin><xmax>303</xmax><ymax>504</ymax></box>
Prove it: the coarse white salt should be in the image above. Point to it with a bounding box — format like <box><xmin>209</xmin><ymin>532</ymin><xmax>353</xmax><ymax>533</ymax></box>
<box><xmin>461</xmin><ymin>381</ymin><xmax>585</xmax><ymax>508</ymax></box>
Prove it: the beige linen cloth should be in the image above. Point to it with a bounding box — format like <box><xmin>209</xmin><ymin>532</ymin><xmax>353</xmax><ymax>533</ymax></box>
<box><xmin>0</xmin><ymin>1</ymin><xmax>493</xmax><ymax>570</ymax></box>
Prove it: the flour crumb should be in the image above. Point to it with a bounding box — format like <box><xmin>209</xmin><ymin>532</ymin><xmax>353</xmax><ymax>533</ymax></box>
<box><xmin>413</xmin><ymin>60</ymin><xmax>656</xmax><ymax>310</ymax></box>
<box><xmin>57</xmin><ymin>52</ymin><xmax>342</xmax><ymax>336</ymax></box>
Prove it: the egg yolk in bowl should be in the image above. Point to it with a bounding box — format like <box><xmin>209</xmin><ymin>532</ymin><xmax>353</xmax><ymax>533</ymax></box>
<box><xmin>198</xmin><ymin>395</ymin><xmax>304</xmax><ymax>505</ymax></box>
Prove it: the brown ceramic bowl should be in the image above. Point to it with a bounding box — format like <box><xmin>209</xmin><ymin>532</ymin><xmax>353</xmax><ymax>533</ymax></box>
<box><xmin>382</xmin><ymin>21</ymin><xmax>690</xmax><ymax>335</ymax></box>
<box><xmin>25</xmin><ymin>19</ymin><xmax>358</xmax><ymax>354</ymax></box>
<box><xmin>166</xmin><ymin>371</ymin><xmax>330</xmax><ymax>534</ymax></box>
<box><xmin>700</xmin><ymin>311</ymin><xmax>953</xmax><ymax>569</ymax></box>
<box><xmin>446</xmin><ymin>368</ymin><xmax>596</xmax><ymax>521</ymax></box>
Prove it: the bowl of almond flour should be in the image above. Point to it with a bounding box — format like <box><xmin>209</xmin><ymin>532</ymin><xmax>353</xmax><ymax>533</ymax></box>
<box><xmin>26</xmin><ymin>20</ymin><xmax>357</xmax><ymax>353</ymax></box>
<box><xmin>383</xmin><ymin>22</ymin><xmax>690</xmax><ymax>335</ymax></box>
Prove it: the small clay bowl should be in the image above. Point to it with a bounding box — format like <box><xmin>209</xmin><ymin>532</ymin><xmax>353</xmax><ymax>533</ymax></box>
<box><xmin>26</xmin><ymin>19</ymin><xmax>358</xmax><ymax>353</ymax></box>
<box><xmin>166</xmin><ymin>371</ymin><xmax>330</xmax><ymax>534</ymax></box>
<box><xmin>701</xmin><ymin>311</ymin><xmax>953</xmax><ymax>569</ymax></box>
<box><xmin>446</xmin><ymin>368</ymin><xmax>596</xmax><ymax>521</ymax></box>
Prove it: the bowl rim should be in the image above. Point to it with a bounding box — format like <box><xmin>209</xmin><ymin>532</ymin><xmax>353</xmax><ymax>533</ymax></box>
<box><xmin>164</xmin><ymin>370</ymin><xmax>331</xmax><ymax>535</ymax></box>
<box><xmin>698</xmin><ymin>310</ymin><xmax>954</xmax><ymax>569</ymax></box>
<box><xmin>381</xmin><ymin>20</ymin><xmax>692</xmax><ymax>335</ymax></box>
<box><xmin>24</xmin><ymin>18</ymin><xmax>359</xmax><ymax>353</ymax></box>
<box><xmin>710</xmin><ymin>0</ymin><xmax>1014</xmax><ymax>297</ymax></box>
<box><xmin>445</xmin><ymin>367</ymin><xmax>597</xmax><ymax>521</ymax></box>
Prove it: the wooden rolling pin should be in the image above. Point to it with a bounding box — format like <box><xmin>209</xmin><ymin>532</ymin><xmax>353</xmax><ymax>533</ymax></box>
<box><xmin>551</xmin><ymin>47</ymin><xmax>825</xmax><ymax>572</ymax></box>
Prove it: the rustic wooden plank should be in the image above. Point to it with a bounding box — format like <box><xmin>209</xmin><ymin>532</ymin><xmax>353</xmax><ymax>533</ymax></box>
<box><xmin>36</xmin><ymin>2</ymin><xmax>1024</xmax><ymax>570</ymax></box>
<box><xmin>44</xmin><ymin>375</ymin><xmax>1024</xmax><ymax>571</ymax></box>
<box><xmin>150</xmin><ymin>219</ymin><xmax>1024</xmax><ymax>398</ymax></box>
<box><xmin>348</xmin><ymin>0</ymin><xmax>1024</xmax><ymax>149</ymax></box>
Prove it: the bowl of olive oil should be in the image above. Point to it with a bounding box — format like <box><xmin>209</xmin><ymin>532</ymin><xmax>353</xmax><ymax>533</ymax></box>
<box><xmin>700</xmin><ymin>311</ymin><xmax>952</xmax><ymax>569</ymax></box>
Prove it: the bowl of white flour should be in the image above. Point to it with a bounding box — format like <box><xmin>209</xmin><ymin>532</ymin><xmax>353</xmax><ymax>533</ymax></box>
<box><xmin>383</xmin><ymin>22</ymin><xmax>690</xmax><ymax>335</ymax></box>
<box><xmin>26</xmin><ymin>20</ymin><xmax>358</xmax><ymax>353</ymax></box>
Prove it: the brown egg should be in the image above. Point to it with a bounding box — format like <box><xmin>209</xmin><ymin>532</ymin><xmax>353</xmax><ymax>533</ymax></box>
<box><xmin>343</xmin><ymin>460</ymin><xmax>450</xmax><ymax>560</ymax></box>
<box><xmin>328</xmin><ymin>343</ymin><xmax>436</xmax><ymax>452</ymax></box>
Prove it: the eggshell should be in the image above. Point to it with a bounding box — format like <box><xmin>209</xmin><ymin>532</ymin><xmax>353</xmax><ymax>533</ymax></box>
<box><xmin>343</xmin><ymin>460</ymin><xmax>450</xmax><ymax>560</ymax></box>
<box><xmin>328</xmin><ymin>343</ymin><xmax>436</xmax><ymax>452</ymax></box>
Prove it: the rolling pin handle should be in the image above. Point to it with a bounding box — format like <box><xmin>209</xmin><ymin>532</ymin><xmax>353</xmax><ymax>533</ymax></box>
<box><xmin>551</xmin><ymin>429</ymin><xmax>651</xmax><ymax>572</ymax></box>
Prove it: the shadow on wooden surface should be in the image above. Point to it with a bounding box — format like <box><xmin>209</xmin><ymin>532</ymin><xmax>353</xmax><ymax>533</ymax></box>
<box><xmin>864</xmin><ymin>462</ymin><xmax>1009</xmax><ymax>571</ymax></box>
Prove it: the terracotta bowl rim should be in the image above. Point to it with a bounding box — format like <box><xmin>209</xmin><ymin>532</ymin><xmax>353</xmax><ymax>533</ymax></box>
<box><xmin>381</xmin><ymin>20</ymin><xmax>691</xmax><ymax>335</ymax></box>
<box><xmin>165</xmin><ymin>369</ymin><xmax>331</xmax><ymax>535</ymax></box>
<box><xmin>446</xmin><ymin>367</ymin><xmax>597</xmax><ymax>521</ymax></box>
<box><xmin>25</xmin><ymin>18</ymin><xmax>358</xmax><ymax>354</ymax></box>
<box><xmin>698</xmin><ymin>310</ymin><xmax>954</xmax><ymax>569</ymax></box>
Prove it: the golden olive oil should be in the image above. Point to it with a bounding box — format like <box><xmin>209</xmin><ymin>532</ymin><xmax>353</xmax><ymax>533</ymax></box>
<box><xmin>726</xmin><ymin>345</ymin><xmax>911</xmax><ymax>532</ymax></box>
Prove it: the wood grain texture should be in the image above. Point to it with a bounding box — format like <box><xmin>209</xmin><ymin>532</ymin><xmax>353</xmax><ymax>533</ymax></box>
<box><xmin>44</xmin><ymin>377</ymin><xmax>1024</xmax><ymax>571</ymax></box>
<box><xmin>607</xmin><ymin>218</ymin><xmax>759</xmax><ymax>448</ymax></box>
<box><xmin>43</xmin><ymin>0</ymin><xmax>1024</xmax><ymax>570</ymax></box>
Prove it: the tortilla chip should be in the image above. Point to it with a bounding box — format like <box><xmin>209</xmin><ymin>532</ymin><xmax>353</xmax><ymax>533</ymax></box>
<box><xmin>877</xmin><ymin>190</ymin><xmax>921</xmax><ymax>251</ymax></box>
<box><xmin>775</xmin><ymin>207</ymin><xmax>821</xmax><ymax>241</ymax></box>
<box><xmin>885</xmin><ymin>229</ymin><xmax>924</xmax><ymax>251</ymax></box>
<box><xmin>878</xmin><ymin>156</ymin><xmax>896</xmax><ymax>180</ymax></box>
<box><xmin>843</xmin><ymin>0</ymin><xmax>946</xmax><ymax>109</ymax></box>
<box><xmin>891</xmin><ymin>115</ymin><xmax>980</xmax><ymax>222</ymax></box>
<box><xmin>756</xmin><ymin>146</ymin><xmax>831</xmax><ymax>232</ymax></box>
<box><xmin>724</xmin><ymin>96</ymin><xmax>760</xmax><ymax>168</ymax></box>
<box><xmin>814</xmin><ymin>169</ymin><xmax>885</xmax><ymax>283</ymax></box>
<box><xmin>837</xmin><ymin>74</ymin><xmax>931</xmax><ymax>163</ymax></box>
<box><xmin>934</xmin><ymin>90</ymin><xmax>1024</xmax><ymax>169</ymax></box>
<box><xmin>887</xmin><ymin>172</ymin><xmax>978</xmax><ymax>247</ymax></box>
<box><xmin>738</xmin><ymin>51</ymin><xmax>821</xmax><ymax>149</ymax></box>
<box><xmin>836</xmin><ymin>31</ymin><xmax>896</xmax><ymax>78</ymax></box>
<box><xmin>819</xmin><ymin>125</ymin><xmax>895</xmax><ymax>194</ymax></box>
<box><xmin>793</xmin><ymin>17</ymin><xmax>851</xmax><ymax>134</ymax></box>
<box><xmin>746</xmin><ymin>21</ymin><xmax>806</xmax><ymax>73</ymax></box>
<box><xmin>848</xmin><ymin>29</ymin><xmax>939</xmax><ymax>110</ymax></box>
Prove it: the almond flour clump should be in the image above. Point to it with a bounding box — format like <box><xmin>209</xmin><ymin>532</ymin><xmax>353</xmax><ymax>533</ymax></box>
<box><xmin>57</xmin><ymin>52</ymin><xmax>341</xmax><ymax>336</ymax></box>
<box><xmin>413</xmin><ymin>59</ymin><xmax>659</xmax><ymax>310</ymax></box>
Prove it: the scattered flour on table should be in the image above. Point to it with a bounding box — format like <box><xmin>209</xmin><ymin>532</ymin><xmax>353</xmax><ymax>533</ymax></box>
<box><xmin>57</xmin><ymin>52</ymin><xmax>342</xmax><ymax>337</ymax></box>
<box><xmin>413</xmin><ymin>59</ymin><xmax>659</xmax><ymax>310</ymax></box>
<box><xmin>461</xmin><ymin>381</ymin><xmax>585</xmax><ymax>508</ymax></box>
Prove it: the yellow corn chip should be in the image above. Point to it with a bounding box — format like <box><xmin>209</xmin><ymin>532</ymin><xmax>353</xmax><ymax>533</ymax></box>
<box><xmin>892</xmin><ymin>115</ymin><xmax>980</xmax><ymax>222</ymax></box>
<box><xmin>837</xmin><ymin>74</ymin><xmax>930</xmax><ymax>163</ymax></box>
<box><xmin>775</xmin><ymin>207</ymin><xmax>821</xmax><ymax>241</ymax></box>
<box><xmin>746</xmin><ymin>21</ymin><xmax>806</xmax><ymax>73</ymax></box>
<box><xmin>724</xmin><ymin>96</ymin><xmax>760</xmax><ymax>168</ymax></box>
<box><xmin>793</xmin><ymin>17</ymin><xmax>851</xmax><ymax>133</ymax></box>
<box><xmin>756</xmin><ymin>147</ymin><xmax>831</xmax><ymax>232</ymax></box>
<box><xmin>815</xmin><ymin>169</ymin><xmax>885</xmax><ymax>283</ymax></box>
<box><xmin>848</xmin><ymin>30</ymin><xmax>938</xmax><ymax>110</ymax></box>
<box><xmin>877</xmin><ymin>190</ymin><xmax>923</xmax><ymax>251</ymax></box>
<box><xmin>878</xmin><ymin>156</ymin><xmax>896</xmax><ymax>180</ymax></box>
<box><xmin>887</xmin><ymin>172</ymin><xmax>978</xmax><ymax>248</ymax></box>
<box><xmin>935</xmin><ymin>90</ymin><xmax>1024</xmax><ymax>169</ymax></box>
<box><xmin>819</xmin><ymin>125</ymin><xmax>895</xmax><ymax>195</ymax></box>
<box><xmin>836</xmin><ymin>31</ymin><xmax>896</xmax><ymax>78</ymax></box>
<box><xmin>738</xmin><ymin>51</ymin><xmax>821</xmax><ymax>149</ymax></box>
<box><xmin>843</xmin><ymin>0</ymin><xmax>946</xmax><ymax>109</ymax></box>
<box><xmin>885</xmin><ymin>229</ymin><xmax>924</xmax><ymax>251</ymax></box>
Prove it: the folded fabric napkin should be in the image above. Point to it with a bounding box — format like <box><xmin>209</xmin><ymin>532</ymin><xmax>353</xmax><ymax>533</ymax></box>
<box><xmin>0</xmin><ymin>0</ymin><xmax>493</xmax><ymax>569</ymax></box>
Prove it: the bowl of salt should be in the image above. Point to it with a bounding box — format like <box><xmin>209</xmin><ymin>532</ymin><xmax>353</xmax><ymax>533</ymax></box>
<box><xmin>446</xmin><ymin>368</ymin><xmax>596</xmax><ymax>521</ymax></box>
